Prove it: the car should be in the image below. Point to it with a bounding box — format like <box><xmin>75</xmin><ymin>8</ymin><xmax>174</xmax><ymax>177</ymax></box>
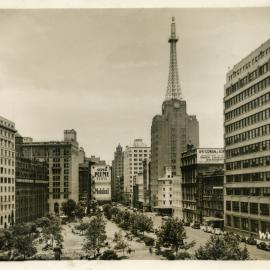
<box><xmin>246</xmin><ymin>237</ymin><xmax>257</xmax><ymax>245</ymax></box>
<box><xmin>162</xmin><ymin>216</ymin><xmax>170</xmax><ymax>221</ymax></box>
<box><xmin>191</xmin><ymin>222</ymin><xmax>201</xmax><ymax>229</ymax></box>
<box><xmin>183</xmin><ymin>221</ymin><xmax>191</xmax><ymax>227</ymax></box>
<box><xmin>257</xmin><ymin>242</ymin><xmax>270</xmax><ymax>251</ymax></box>
<box><xmin>213</xmin><ymin>228</ymin><xmax>223</xmax><ymax>235</ymax></box>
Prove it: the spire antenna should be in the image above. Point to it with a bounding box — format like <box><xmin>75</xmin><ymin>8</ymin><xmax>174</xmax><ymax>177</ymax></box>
<box><xmin>165</xmin><ymin>17</ymin><xmax>182</xmax><ymax>101</ymax></box>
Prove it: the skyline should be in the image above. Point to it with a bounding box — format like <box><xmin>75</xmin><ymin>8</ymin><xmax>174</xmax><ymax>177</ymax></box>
<box><xmin>1</xmin><ymin>9</ymin><xmax>270</xmax><ymax>163</ymax></box>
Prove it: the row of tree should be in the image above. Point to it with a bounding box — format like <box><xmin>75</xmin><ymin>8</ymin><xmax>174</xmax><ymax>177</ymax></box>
<box><xmin>103</xmin><ymin>204</ymin><xmax>154</xmax><ymax>236</ymax></box>
<box><xmin>0</xmin><ymin>214</ymin><xmax>63</xmax><ymax>260</ymax></box>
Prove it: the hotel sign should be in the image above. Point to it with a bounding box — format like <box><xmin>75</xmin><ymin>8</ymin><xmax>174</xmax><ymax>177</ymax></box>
<box><xmin>197</xmin><ymin>149</ymin><xmax>224</xmax><ymax>164</ymax></box>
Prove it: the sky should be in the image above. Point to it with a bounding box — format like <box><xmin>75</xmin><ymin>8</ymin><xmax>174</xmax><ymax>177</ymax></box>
<box><xmin>0</xmin><ymin>8</ymin><xmax>270</xmax><ymax>163</ymax></box>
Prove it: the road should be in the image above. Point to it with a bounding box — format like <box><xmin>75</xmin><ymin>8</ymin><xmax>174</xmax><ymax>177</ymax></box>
<box><xmin>117</xmin><ymin>205</ymin><xmax>270</xmax><ymax>260</ymax></box>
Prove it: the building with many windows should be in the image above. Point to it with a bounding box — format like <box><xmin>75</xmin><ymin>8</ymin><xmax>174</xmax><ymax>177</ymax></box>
<box><xmin>20</xmin><ymin>129</ymin><xmax>80</xmax><ymax>214</ymax></box>
<box><xmin>224</xmin><ymin>39</ymin><xmax>270</xmax><ymax>237</ymax></box>
<box><xmin>111</xmin><ymin>144</ymin><xmax>124</xmax><ymax>202</ymax></box>
<box><xmin>0</xmin><ymin>116</ymin><xmax>16</xmax><ymax>229</ymax></box>
<box><xmin>150</xmin><ymin>18</ymin><xmax>199</xmax><ymax>218</ymax></box>
<box><xmin>15</xmin><ymin>134</ymin><xmax>49</xmax><ymax>223</ymax></box>
<box><xmin>123</xmin><ymin>139</ymin><xmax>151</xmax><ymax>206</ymax></box>
<box><xmin>181</xmin><ymin>146</ymin><xmax>224</xmax><ymax>224</ymax></box>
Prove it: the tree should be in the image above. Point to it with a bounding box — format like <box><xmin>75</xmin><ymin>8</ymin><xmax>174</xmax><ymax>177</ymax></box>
<box><xmin>195</xmin><ymin>233</ymin><xmax>249</xmax><ymax>260</ymax></box>
<box><xmin>133</xmin><ymin>214</ymin><xmax>153</xmax><ymax>236</ymax></box>
<box><xmin>113</xmin><ymin>232</ymin><xmax>129</xmax><ymax>255</ymax></box>
<box><xmin>74</xmin><ymin>204</ymin><xmax>85</xmax><ymax>219</ymax></box>
<box><xmin>83</xmin><ymin>215</ymin><xmax>107</xmax><ymax>256</ymax></box>
<box><xmin>36</xmin><ymin>216</ymin><xmax>63</xmax><ymax>248</ymax></box>
<box><xmin>156</xmin><ymin>218</ymin><xmax>195</xmax><ymax>256</ymax></box>
<box><xmin>61</xmin><ymin>199</ymin><xmax>77</xmax><ymax>220</ymax></box>
<box><xmin>99</xmin><ymin>249</ymin><xmax>119</xmax><ymax>260</ymax></box>
<box><xmin>103</xmin><ymin>204</ymin><xmax>113</xmax><ymax>219</ymax></box>
<box><xmin>75</xmin><ymin>222</ymin><xmax>89</xmax><ymax>235</ymax></box>
<box><xmin>9</xmin><ymin>223</ymin><xmax>37</xmax><ymax>260</ymax></box>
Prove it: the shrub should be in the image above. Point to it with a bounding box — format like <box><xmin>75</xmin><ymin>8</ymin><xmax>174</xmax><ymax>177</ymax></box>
<box><xmin>99</xmin><ymin>250</ymin><xmax>119</xmax><ymax>260</ymax></box>
<box><xmin>143</xmin><ymin>236</ymin><xmax>155</xmax><ymax>246</ymax></box>
<box><xmin>176</xmin><ymin>251</ymin><xmax>192</xmax><ymax>260</ymax></box>
<box><xmin>162</xmin><ymin>249</ymin><xmax>175</xmax><ymax>260</ymax></box>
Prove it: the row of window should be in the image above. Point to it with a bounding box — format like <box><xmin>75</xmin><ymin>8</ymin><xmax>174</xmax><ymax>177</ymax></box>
<box><xmin>0</xmin><ymin>167</ymin><xmax>15</xmax><ymax>175</ymax></box>
<box><xmin>226</xmin><ymin>215</ymin><xmax>260</xmax><ymax>233</ymax></box>
<box><xmin>226</xmin><ymin>201</ymin><xmax>270</xmax><ymax>216</ymax></box>
<box><xmin>226</xmin><ymin>187</ymin><xmax>270</xmax><ymax>196</ymax></box>
<box><xmin>226</xmin><ymin>156</ymin><xmax>270</xmax><ymax>170</ymax></box>
<box><xmin>226</xmin><ymin>171</ymin><xmax>270</xmax><ymax>183</ymax></box>
<box><xmin>0</xmin><ymin>177</ymin><xmax>14</xmax><ymax>183</ymax></box>
<box><xmin>0</xmin><ymin>149</ymin><xmax>14</xmax><ymax>158</ymax></box>
<box><xmin>225</xmin><ymin>63</ymin><xmax>268</xmax><ymax>96</ymax></box>
<box><xmin>226</xmin><ymin>140</ymin><xmax>270</xmax><ymax>158</ymax></box>
<box><xmin>225</xmin><ymin>108</ymin><xmax>270</xmax><ymax>133</ymax></box>
<box><xmin>225</xmin><ymin>124</ymin><xmax>270</xmax><ymax>146</ymax></box>
<box><xmin>0</xmin><ymin>158</ymin><xmax>14</xmax><ymax>166</ymax></box>
<box><xmin>228</xmin><ymin>47</ymin><xmax>270</xmax><ymax>82</ymax></box>
<box><xmin>0</xmin><ymin>186</ymin><xmax>14</xmax><ymax>192</ymax></box>
<box><xmin>225</xmin><ymin>92</ymin><xmax>270</xmax><ymax>121</ymax></box>
<box><xmin>0</xmin><ymin>139</ymin><xmax>14</xmax><ymax>149</ymax></box>
<box><xmin>0</xmin><ymin>195</ymin><xmax>14</xmax><ymax>202</ymax></box>
<box><xmin>225</xmin><ymin>76</ymin><xmax>270</xmax><ymax>109</ymax></box>
<box><xmin>0</xmin><ymin>127</ymin><xmax>15</xmax><ymax>138</ymax></box>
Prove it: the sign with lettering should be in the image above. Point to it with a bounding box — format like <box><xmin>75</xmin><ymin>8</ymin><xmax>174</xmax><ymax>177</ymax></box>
<box><xmin>197</xmin><ymin>149</ymin><xmax>224</xmax><ymax>164</ymax></box>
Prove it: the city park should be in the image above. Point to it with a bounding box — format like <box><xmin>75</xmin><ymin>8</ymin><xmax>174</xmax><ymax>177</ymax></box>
<box><xmin>0</xmin><ymin>199</ymin><xmax>253</xmax><ymax>261</ymax></box>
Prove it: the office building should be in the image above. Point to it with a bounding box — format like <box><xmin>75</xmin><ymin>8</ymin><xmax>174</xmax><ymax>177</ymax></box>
<box><xmin>15</xmin><ymin>134</ymin><xmax>49</xmax><ymax>223</ymax></box>
<box><xmin>181</xmin><ymin>146</ymin><xmax>224</xmax><ymax>223</ymax></box>
<box><xmin>20</xmin><ymin>129</ymin><xmax>80</xmax><ymax>214</ymax></box>
<box><xmin>111</xmin><ymin>144</ymin><xmax>124</xmax><ymax>202</ymax></box>
<box><xmin>150</xmin><ymin>18</ymin><xmax>199</xmax><ymax>217</ymax></box>
<box><xmin>123</xmin><ymin>139</ymin><xmax>151</xmax><ymax>206</ymax></box>
<box><xmin>224</xmin><ymin>39</ymin><xmax>270</xmax><ymax>237</ymax></box>
<box><xmin>0</xmin><ymin>116</ymin><xmax>16</xmax><ymax>228</ymax></box>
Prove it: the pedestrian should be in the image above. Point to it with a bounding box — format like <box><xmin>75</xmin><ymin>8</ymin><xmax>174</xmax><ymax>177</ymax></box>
<box><xmin>149</xmin><ymin>247</ymin><xmax>152</xmax><ymax>254</ymax></box>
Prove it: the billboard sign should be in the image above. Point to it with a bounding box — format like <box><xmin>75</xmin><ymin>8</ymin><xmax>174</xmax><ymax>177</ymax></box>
<box><xmin>197</xmin><ymin>148</ymin><xmax>224</xmax><ymax>164</ymax></box>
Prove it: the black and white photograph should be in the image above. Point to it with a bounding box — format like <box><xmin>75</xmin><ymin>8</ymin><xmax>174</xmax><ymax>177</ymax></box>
<box><xmin>0</xmin><ymin>0</ymin><xmax>270</xmax><ymax>265</ymax></box>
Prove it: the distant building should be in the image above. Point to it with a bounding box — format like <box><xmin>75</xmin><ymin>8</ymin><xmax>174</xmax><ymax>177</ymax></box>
<box><xmin>111</xmin><ymin>144</ymin><xmax>124</xmax><ymax>202</ymax></box>
<box><xmin>20</xmin><ymin>129</ymin><xmax>80</xmax><ymax>214</ymax></box>
<box><xmin>150</xmin><ymin>18</ymin><xmax>199</xmax><ymax>218</ymax></box>
<box><xmin>142</xmin><ymin>158</ymin><xmax>151</xmax><ymax>211</ymax></box>
<box><xmin>91</xmin><ymin>164</ymin><xmax>111</xmax><ymax>203</ymax></box>
<box><xmin>181</xmin><ymin>146</ymin><xmax>224</xmax><ymax>224</ymax></box>
<box><xmin>123</xmin><ymin>139</ymin><xmax>151</xmax><ymax>206</ymax></box>
<box><xmin>79</xmin><ymin>161</ymin><xmax>91</xmax><ymax>204</ymax></box>
<box><xmin>15</xmin><ymin>133</ymin><xmax>49</xmax><ymax>223</ymax></box>
<box><xmin>0</xmin><ymin>116</ymin><xmax>16</xmax><ymax>229</ymax></box>
<box><xmin>133</xmin><ymin>173</ymin><xmax>144</xmax><ymax>209</ymax></box>
<box><xmin>224</xmin><ymin>38</ymin><xmax>270</xmax><ymax>237</ymax></box>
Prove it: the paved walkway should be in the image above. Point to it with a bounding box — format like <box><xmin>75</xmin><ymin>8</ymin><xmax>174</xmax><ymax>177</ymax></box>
<box><xmin>105</xmin><ymin>218</ymin><xmax>162</xmax><ymax>260</ymax></box>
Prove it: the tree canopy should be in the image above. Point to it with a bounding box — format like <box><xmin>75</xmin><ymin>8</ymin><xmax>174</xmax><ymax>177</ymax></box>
<box><xmin>195</xmin><ymin>233</ymin><xmax>249</xmax><ymax>260</ymax></box>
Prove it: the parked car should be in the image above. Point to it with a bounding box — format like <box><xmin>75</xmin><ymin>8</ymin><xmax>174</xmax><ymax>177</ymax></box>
<box><xmin>213</xmin><ymin>228</ymin><xmax>223</xmax><ymax>235</ymax></box>
<box><xmin>183</xmin><ymin>221</ymin><xmax>191</xmax><ymax>227</ymax></box>
<box><xmin>257</xmin><ymin>242</ymin><xmax>270</xmax><ymax>251</ymax></box>
<box><xmin>246</xmin><ymin>237</ymin><xmax>257</xmax><ymax>245</ymax></box>
<box><xmin>162</xmin><ymin>216</ymin><xmax>170</xmax><ymax>221</ymax></box>
<box><xmin>191</xmin><ymin>222</ymin><xmax>200</xmax><ymax>229</ymax></box>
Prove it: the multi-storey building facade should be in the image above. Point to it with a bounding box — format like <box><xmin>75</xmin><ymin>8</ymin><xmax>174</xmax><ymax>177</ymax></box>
<box><xmin>142</xmin><ymin>158</ymin><xmax>151</xmax><ymax>211</ymax></box>
<box><xmin>150</xmin><ymin>18</ymin><xmax>199</xmax><ymax>218</ymax></box>
<box><xmin>224</xmin><ymin>39</ymin><xmax>270</xmax><ymax>237</ymax></box>
<box><xmin>0</xmin><ymin>116</ymin><xmax>16</xmax><ymax>229</ymax></box>
<box><xmin>91</xmin><ymin>164</ymin><xmax>111</xmax><ymax>203</ymax></box>
<box><xmin>20</xmin><ymin>130</ymin><xmax>80</xmax><ymax>214</ymax></box>
<box><xmin>155</xmin><ymin>167</ymin><xmax>179</xmax><ymax>216</ymax></box>
<box><xmin>123</xmin><ymin>139</ymin><xmax>151</xmax><ymax>206</ymax></box>
<box><xmin>79</xmin><ymin>161</ymin><xmax>91</xmax><ymax>204</ymax></box>
<box><xmin>15</xmin><ymin>134</ymin><xmax>49</xmax><ymax>223</ymax></box>
<box><xmin>181</xmin><ymin>147</ymin><xmax>224</xmax><ymax>223</ymax></box>
<box><xmin>111</xmin><ymin>144</ymin><xmax>124</xmax><ymax>202</ymax></box>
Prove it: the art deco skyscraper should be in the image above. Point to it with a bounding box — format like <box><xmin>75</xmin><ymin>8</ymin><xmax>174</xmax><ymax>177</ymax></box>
<box><xmin>150</xmin><ymin>17</ymin><xmax>199</xmax><ymax>217</ymax></box>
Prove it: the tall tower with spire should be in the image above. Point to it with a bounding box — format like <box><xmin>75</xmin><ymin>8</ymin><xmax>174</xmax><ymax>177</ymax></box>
<box><xmin>150</xmin><ymin>17</ymin><xmax>199</xmax><ymax>218</ymax></box>
<box><xmin>165</xmin><ymin>17</ymin><xmax>182</xmax><ymax>101</ymax></box>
